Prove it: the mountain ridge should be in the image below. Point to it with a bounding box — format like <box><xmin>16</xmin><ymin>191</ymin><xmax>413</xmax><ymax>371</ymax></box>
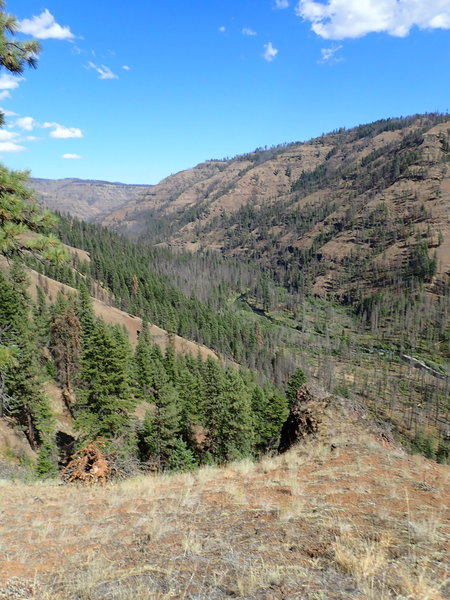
<box><xmin>30</xmin><ymin>177</ymin><xmax>152</xmax><ymax>223</ymax></box>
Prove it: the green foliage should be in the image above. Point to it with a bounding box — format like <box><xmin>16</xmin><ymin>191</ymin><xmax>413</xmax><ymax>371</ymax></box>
<box><xmin>168</xmin><ymin>438</ymin><xmax>196</xmax><ymax>472</ymax></box>
<box><xmin>0</xmin><ymin>2</ymin><xmax>40</xmax><ymax>74</ymax></box>
<box><xmin>0</xmin><ymin>165</ymin><xmax>67</xmax><ymax>260</ymax></box>
<box><xmin>252</xmin><ymin>386</ymin><xmax>289</xmax><ymax>453</ymax></box>
<box><xmin>407</xmin><ymin>242</ymin><xmax>437</xmax><ymax>282</ymax></box>
<box><xmin>285</xmin><ymin>368</ymin><xmax>307</xmax><ymax>407</ymax></box>
<box><xmin>49</xmin><ymin>293</ymin><xmax>81</xmax><ymax>393</ymax></box>
<box><xmin>207</xmin><ymin>368</ymin><xmax>254</xmax><ymax>462</ymax></box>
<box><xmin>75</xmin><ymin>320</ymin><xmax>135</xmax><ymax>441</ymax></box>
<box><xmin>35</xmin><ymin>443</ymin><xmax>59</xmax><ymax>477</ymax></box>
<box><xmin>0</xmin><ymin>266</ymin><xmax>57</xmax><ymax>473</ymax></box>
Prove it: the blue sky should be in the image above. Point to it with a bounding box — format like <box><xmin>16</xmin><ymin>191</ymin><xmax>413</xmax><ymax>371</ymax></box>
<box><xmin>1</xmin><ymin>0</ymin><xmax>449</xmax><ymax>184</ymax></box>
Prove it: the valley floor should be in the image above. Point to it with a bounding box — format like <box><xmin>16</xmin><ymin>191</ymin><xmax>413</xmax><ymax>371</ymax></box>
<box><xmin>1</xmin><ymin>423</ymin><xmax>449</xmax><ymax>600</ymax></box>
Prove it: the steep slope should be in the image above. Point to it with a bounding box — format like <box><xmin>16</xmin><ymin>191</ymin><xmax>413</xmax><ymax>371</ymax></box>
<box><xmin>26</xmin><ymin>266</ymin><xmax>218</xmax><ymax>358</ymax></box>
<box><xmin>1</xmin><ymin>386</ymin><xmax>448</xmax><ymax>599</ymax></box>
<box><xmin>30</xmin><ymin>178</ymin><xmax>151</xmax><ymax>223</ymax></box>
<box><xmin>103</xmin><ymin>114</ymin><xmax>450</xmax><ymax>298</ymax></box>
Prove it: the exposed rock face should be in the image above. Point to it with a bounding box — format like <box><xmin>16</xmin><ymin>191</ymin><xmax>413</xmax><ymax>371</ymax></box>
<box><xmin>278</xmin><ymin>386</ymin><xmax>323</xmax><ymax>453</ymax></box>
<box><xmin>278</xmin><ymin>384</ymin><xmax>397</xmax><ymax>454</ymax></box>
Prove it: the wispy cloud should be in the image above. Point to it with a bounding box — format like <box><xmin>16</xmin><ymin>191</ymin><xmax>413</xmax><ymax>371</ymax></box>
<box><xmin>0</xmin><ymin>130</ymin><xmax>18</xmax><ymax>141</ymax></box>
<box><xmin>263</xmin><ymin>42</ymin><xmax>279</xmax><ymax>61</ymax></box>
<box><xmin>122</xmin><ymin>65</ymin><xmax>131</xmax><ymax>71</ymax></box>
<box><xmin>242</xmin><ymin>27</ymin><xmax>257</xmax><ymax>36</ymax></box>
<box><xmin>0</xmin><ymin>74</ymin><xmax>24</xmax><ymax>91</ymax></box>
<box><xmin>0</xmin><ymin>91</ymin><xmax>11</xmax><ymax>101</ymax></box>
<box><xmin>274</xmin><ymin>0</ymin><xmax>290</xmax><ymax>8</ymax></box>
<box><xmin>219</xmin><ymin>26</ymin><xmax>226</xmax><ymax>32</ymax></box>
<box><xmin>62</xmin><ymin>153</ymin><xmax>83</xmax><ymax>159</ymax></box>
<box><xmin>319</xmin><ymin>44</ymin><xmax>343</xmax><ymax>63</ymax></box>
<box><xmin>0</xmin><ymin>108</ymin><xmax>17</xmax><ymax>117</ymax></box>
<box><xmin>87</xmin><ymin>61</ymin><xmax>119</xmax><ymax>80</ymax></box>
<box><xmin>19</xmin><ymin>9</ymin><xmax>75</xmax><ymax>40</ymax></box>
<box><xmin>0</xmin><ymin>141</ymin><xmax>26</xmax><ymax>153</ymax></box>
<box><xmin>43</xmin><ymin>122</ymin><xmax>84</xmax><ymax>139</ymax></box>
<box><xmin>296</xmin><ymin>0</ymin><xmax>450</xmax><ymax>39</ymax></box>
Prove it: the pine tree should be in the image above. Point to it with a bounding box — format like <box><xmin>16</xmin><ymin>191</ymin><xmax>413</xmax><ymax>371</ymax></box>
<box><xmin>77</xmin><ymin>282</ymin><xmax>96</xmax><ymax>346</ymax></box>
<box><xmin>148</xmin><ymin>361</ymin><xmax>182</xmax><ymax>470</ymax></box>
<box><xmin>50</xmin><ymin>293</ymin><xmax>81</xmax><ymax>396</ymax></box>
<box><xmin>33</xmin><ymin>287</ymin><xmax>50</xmax><ymax>349</ymax></box>
<box><xmin>0</xmin><ymin>2</ymin><xmax>40</xmax><ymax>76</ymax></box>
<box><xmin>75</xmin><ymin>320</ymin><xmax>134</xmax><ymax>441</ymax></box>
<box><xmin>208</xmin><ymin>368</ymin><xmax>254</xmax><ymax>463</ymax></box>
<box><xmin>252</xmin><ymin>386</ymin><xmax>288</xmax><ymax>453</ymax></box>
<box><xmin>133</xmin><ymin>320</ymin><xmax>157</xmax><ymax>400</ymax></box>
<box><xmin>0</xmin><ymin>266</ymin><xmax>56</xmax><ymax>455</ymax></box>
<box><xmin>285</xmin><ymin>368</ymin><xmax>307</xmax><ymax>407</ymax></box>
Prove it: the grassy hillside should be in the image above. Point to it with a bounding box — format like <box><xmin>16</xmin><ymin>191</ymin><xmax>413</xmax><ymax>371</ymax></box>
<box><xmin>1</xmin><ymin>388</ymin><xmax>448</xmax><ymax>599</ymax></box>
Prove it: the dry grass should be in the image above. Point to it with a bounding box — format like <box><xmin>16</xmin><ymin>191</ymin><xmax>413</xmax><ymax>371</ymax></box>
<box><xmin>0</xmin><ymin>429</ymin><xmax>449</xmax><ymax>600</ymax></box>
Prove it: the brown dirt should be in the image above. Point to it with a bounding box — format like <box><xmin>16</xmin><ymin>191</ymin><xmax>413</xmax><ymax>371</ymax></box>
<box><xmin>27</xmin><ymin>267</ymin><xmax>217</xmax><ymax>360</ymax></box>
<box><xmin>0</xmin><ymin>394</ymin><xmax>448</xmax><ymax>600</ymax></box>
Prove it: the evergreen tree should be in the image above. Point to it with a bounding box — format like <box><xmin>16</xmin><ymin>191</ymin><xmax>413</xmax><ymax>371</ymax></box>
<box><xmin>77</xmin><ymin>282</ymin><xmax>96</xmax><ymax>346</ymax></box>
<box><xmin>0</xmin><ymin>266</ymin><xmax>56</xmax><ymax>454</ymax></box>
<box><xmin>33</xmin><ymin>287</ymin><xmax>50</xmax><ymax>349</ymax></box>
<box><xmin>50</xmin><ymin>293</ymin><xmax>81</xmax><ymax>396</ymax></box>
<box><xmin>285</xmin><ymin>368</ymin><xmax>307</xmax><ymax>407</ymax></box>
<box><xmin>252</xmin><ymin>386</ymin><xmax>288</xmax><ymax>453</ymax></box>
<box><xmin>75</xmin><ymin>319</ymin><xmax>135</xmax><ymax>441</ymax></box>
<box><xmin>147</xmin><ymin>361</ymin><xmax>182</xmax><ymax>470</ymax></box>
<box><xmin>133</xmin><ymin>320</ymin><xmax>157</xmax><ymax>400</ymax></box>
<box><xmin>0</xmin><ymin>2</ymin><xmax>40</xmax><ymax>77</ymax></box>
<box><xmin>207</xmin><ymin>367</ymin><xmax>254</xmax><ymax>463</ymax></box>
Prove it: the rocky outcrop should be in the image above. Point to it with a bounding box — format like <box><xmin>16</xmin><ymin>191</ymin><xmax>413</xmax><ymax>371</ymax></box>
<box><xmin>278</xmin><ymin>386</ymin><xmax>324</xmax><ymax>453</ymax></box>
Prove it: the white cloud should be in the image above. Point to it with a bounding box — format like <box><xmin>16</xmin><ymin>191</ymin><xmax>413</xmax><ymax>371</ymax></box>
<box><xmin>19</xmin><ymin>9</ymin><xmax>75</xmax><ymax>40</ymax></box>
<box><xmin>320</xmin><ymin>44</ymin><xmax>343</xmax><ymax>62</ymax></box>
<box><xmin>263</xmin><ymin>42</ymin><xmax>279</xmax><ymax>61</ymax></box>
<box><xmin>43</xmin><ymin>122</ymin><xmax>84</xmax><ymax>139</ymax></box>
<box><xmin>0</xmin><ymin>142</ymin><xmax>26</xmax><ymax>153</ymax></box>
<box><xmin>0</xmin><ymin>91</ymin><xmax>11</xmax><ymax>101</ymax></box>
<box><xmin>242</xmin><ymin>27</ymin><xmax>257</xmax><ymax>35</ymax></box>
<box><xmin>0</xmin><ymin>130</ymin><xmax>18</xmax><ymax>141</ymax></box>
<box><xmin>0</xmin><ymin>108</ymin><xmax>17</xmax><ymax>117</ymax></box>
<box><xmin>15</xmin><ymin>116</ymin><xmax>35</xmax><ymax>131</ymax></box>
<box><xmin>50</xmin><ymin>126</ymin><xmax>83</xmax><ymax>139</ymax></box>
<box><xmin>122</xmin><ymin>65</ymin><xmax>131</xmax><ymax>71</ymax></box>
<box><xmin>62</xmin><ymin>153</ymin><xmax>83</xmax><ymax>159</ymax></box>
<box><xmin>25</xmin><ymin>136</ymin><xmax>38</xmax><ymax>141</ymax></box>
<box><xmin>296</xmin><ymin>0</ymin><xmax>450</xmax><ymax>39</ymax></box>
<box><xmin>0</xmin><ymin>74</ymin><xmax>24</xmax><ymax>91</ymax></box>
<box><xmin>274</xmin><ymin>0</ymin><xmax>290</xmax><ymax>8</ymax></box>
<box><xmin>87</xmin><ymin>61</ymin><xmax>119</xmax><ymax>80</ymax></box>
<box><xmin>219</xmin><ymin>26</ymin><xmax>226</xmax><ymax>32</ymax></box>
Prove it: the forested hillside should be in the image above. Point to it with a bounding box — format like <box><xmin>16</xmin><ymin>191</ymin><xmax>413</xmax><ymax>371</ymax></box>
<box><xmin>1</xmin><ymin>257</ymin><xmax>296</xmax><ymax>476</ymax></box>
<box><xmin>24</xmin><ymin>207</ymin><xmax>449</xmax><ymax>465</ymax></box>
<box><xmin>2</xmin><ymin>114</ymin><xmax>450</xmax><ymax>477</ymax></box>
